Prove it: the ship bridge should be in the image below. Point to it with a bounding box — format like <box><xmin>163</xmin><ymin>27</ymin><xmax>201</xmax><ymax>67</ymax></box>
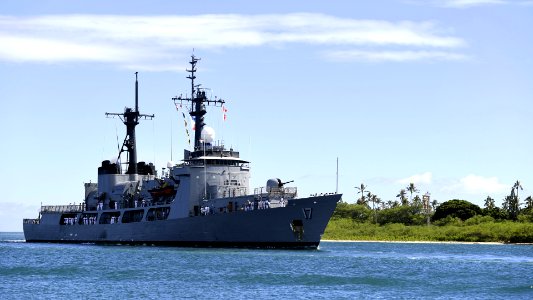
<box><xmin>183</xmin><ymin>146</ymin><xmax>249</xmax><ymax>167</ymax></box>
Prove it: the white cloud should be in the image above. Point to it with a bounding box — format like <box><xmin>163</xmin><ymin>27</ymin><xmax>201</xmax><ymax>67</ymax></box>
<box><xmin>460</xmin><ymin>174</ymin><xmax>508</xmax><ymax>194</ymax></box>
<box><xmin>397</xmin><ymin>172</ymin><xmax>433</xmax><ymax>185</ymax></box>
<box><xmin>446</xmin><ymin>174</ymin><xmax>508</xmax><ymax>195</ymax></box>
<box><xmin>0</xmin><ymin>35</ymin><xmax>130</xmax><ymax>63</ymax></box>
<box><xmin>0</xmin><ymin>13</ymin><xmax>466</xmax><ymax>70</ymax></box>
<box><xmin>439</xmin><ymin>0</ymin><xmax>506</xmax><ymax>8</ymax></box>
<box><xmin>409</xmin><ymin>0</ymin><xmax>533</xmax><ymax>8</ymax></box>
<box><xmin>325</xmin><ymin>50</ymin><xmax>468</xmax><ymax>62</ymax></box>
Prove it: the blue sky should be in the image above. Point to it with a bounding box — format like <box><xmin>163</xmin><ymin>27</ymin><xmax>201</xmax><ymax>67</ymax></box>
<box><xmin>1</xmin><ymin>0</ymin><xmax>532</xmax><ymax>231</ymax></box>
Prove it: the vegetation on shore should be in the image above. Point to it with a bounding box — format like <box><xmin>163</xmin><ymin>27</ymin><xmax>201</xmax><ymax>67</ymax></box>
<box><xmin>323</xmin><ymin>181</ymin><xmax>533</xmax><ymax>243</ymax></box>
<box><xmin>323</xmin><ymin>218</ymin><xmax>533</xmax><ymax>243</ymax></box>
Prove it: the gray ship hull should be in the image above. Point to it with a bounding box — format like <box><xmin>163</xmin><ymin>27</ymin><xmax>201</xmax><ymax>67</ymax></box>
<box><xmin>24</xmin><ymin>194</ymin><xmax>340</xmax><ymax>249</ymax></box>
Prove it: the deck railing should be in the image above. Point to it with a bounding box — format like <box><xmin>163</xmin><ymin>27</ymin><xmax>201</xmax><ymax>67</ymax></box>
<box><xmin>253</xmin><ymin>187</ymin><xmax>298</xmax><ymax>200</ymax></box>
<box><xmin>40</xmin><ymin>204</ymin><xmax>85</xmax><ymax>213</ymax></box>
<box><xmin>23</xmin><ymin>218</ymin><xmax>40</xmax><ymax>224</ymax></box>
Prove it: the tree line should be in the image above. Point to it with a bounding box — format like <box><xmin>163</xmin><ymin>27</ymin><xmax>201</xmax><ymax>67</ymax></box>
<box><xmin>334</xmin><ymin>180</ymin><xmax>533</xmax><ymax>226</ymax></box>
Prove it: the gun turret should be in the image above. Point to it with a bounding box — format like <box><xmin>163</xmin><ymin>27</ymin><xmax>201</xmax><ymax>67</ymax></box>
<box><xmin>277</xmin><ymin>179</ymin><xmax>294</xmax><ymax>188</ymax></box>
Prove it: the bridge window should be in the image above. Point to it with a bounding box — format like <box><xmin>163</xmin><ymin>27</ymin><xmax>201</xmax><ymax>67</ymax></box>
<box><xmin>122</xmin><ymin>210</ymin><xmax>145</xmax><ymax>223</ymax></box>
<box><xmin>147</xmin><ymin>207</ymin><xmax>170</xmax><ymax>221</ymax></box>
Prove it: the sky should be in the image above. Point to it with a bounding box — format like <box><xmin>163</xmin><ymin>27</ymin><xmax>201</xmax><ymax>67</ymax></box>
<box><xmin>1</xmin><ymin>0</ymin><xmax>532</xmax><ymax>231</ymax></box>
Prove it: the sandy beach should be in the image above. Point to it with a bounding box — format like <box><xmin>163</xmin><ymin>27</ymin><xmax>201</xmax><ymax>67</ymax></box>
<box><xmin>321</xmin><ymin>239</ymin><xmax>507</xmax><ymax>245</ymax></box>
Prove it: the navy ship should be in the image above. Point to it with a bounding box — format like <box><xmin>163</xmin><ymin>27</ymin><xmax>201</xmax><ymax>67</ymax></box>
<box><xmin>23</xmin><ymin>56</ymin><xmax>341</xmax><ymax>249</ymax></box>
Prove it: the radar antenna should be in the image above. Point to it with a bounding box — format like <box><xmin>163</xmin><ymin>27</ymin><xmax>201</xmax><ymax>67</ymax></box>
<box><xmin>172</xmin><ymin>55</ymin><xmax>226</xmax><ymax>151</ymax></box>
<box><xmin>106</xmin><ymin>72</ymin><xmax>154</xmax><ymax>174</ymax></box>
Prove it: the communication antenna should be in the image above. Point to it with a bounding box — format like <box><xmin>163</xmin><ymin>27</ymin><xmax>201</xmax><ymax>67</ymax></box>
<box><xmin>172</xmin><ymin>55</ymin><xmax>226</xmax><ymax>151</ymax></box>
<box><xmin>336</xmin><ymin>157</ymin><xmax>339</xmax><ymax>194</ymax></box>
<box><xmin>106</xmin><ymin>72</ymin><xmax>154</xmax><ymax>174</ymax></box>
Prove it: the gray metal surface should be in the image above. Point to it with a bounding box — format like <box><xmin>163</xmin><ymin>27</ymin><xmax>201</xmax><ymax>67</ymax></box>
<box><xmin>24</xmin><ymin>194</ymin><xmax>340</xmax><ymax>249</ymax></box>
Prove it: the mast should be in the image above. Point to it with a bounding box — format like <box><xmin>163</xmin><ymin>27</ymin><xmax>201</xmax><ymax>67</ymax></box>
<box><xmin>106</xmin><ymin>72</ymin><xmax>154</xmax><ymax>174</ymax></box>
<box><xmin>173</xmin><ymin>55</ymin><xmax>226</xmax><ymax>151</ymax></box>
<box><xmin>188</xmin><ymin>56</ymin><xmax>205</xmax><ymax>150</ymax></box>
<box><xmin>135</xmin><ymin>72</ymin><xmax>139</xmax><ymax>112</ymax></box>
<box><xmin>336</xmin><ymin>157</ymin><xmax>339</xmax><ymax>194</ymax></box>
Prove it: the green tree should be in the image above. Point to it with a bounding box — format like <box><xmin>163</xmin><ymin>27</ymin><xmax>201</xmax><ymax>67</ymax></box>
<box><xmin>432</xmin><ymin>199</ymin><xmax>482</xmax><ymax>221</ymax></box>
<box><xmin>431</xmin><ymin>200</ymin><xmax>439</xmax><ymax>212</ymax></box>
<box><xmin>396</xmin><ymin>189</ymin><xmax>408</xmax><ymax>206</ymax></box>
<box><xmin>406</xmin><ymin>183</ymin><xmax>419</xmax><ymax>202</ymax></box>
<box><xmin>513</xmin><ymin>180</ymin><xmax>523</xmax><ymax>200</ymax></box>
<box><xmin>332</xmin><ymin>202</ymin><xmax>371</xmax><ymax>223</ymax></box>
<box><xmin>376</xmin><ymin>205</ymin><xmax>415</xmax><ymax>225</ymax></box>
<box><xmin>508</xmin><ymin>193</ymin><xmax>520</xmax><ymax>219</ymax></box>
<box><xmin>412</xmin><ymin>195</ymin><xmax>423</xmax><ymax>214</ymax></box>
<box><xmin>483</xmin><ymin>206</ymin><xmax>508</xmax><ymax>220</ymax></box>
<box><xmin>503</xmin><ymin>193</ymin><xmax>520</xmax><ymax>220</ymax></box>
<box><xmin>355</xmin><ymin>183</ymin><xmax>368</xmax><ymax>206</ymax></box>
<box><xmin>379</xmin><ymin>200</ymin><xmax>387</xmax><ymax>210</ymax></box>
<box><xmin>367</xmin><ymin>192</ymin><xmax>381</xmax><ymax>223</ymax></box>
<box><xmin>524</xmin><ymin>196</ymin><xmax>533</xmax><ymax>215</ymax></box>
<box><xmin>482</xmin><ymin>196</ymin><xmax>507</xmax><ymax>220</ymax></box>
<box><xmin>386</xmin><ymin>200</ymin><xmax>399</xmax><ymax>209</ymax></box>
<box><xmin>484</xmin><ymin>196</ymin><xmax>495</xmax><ymax>210</ymax></box>
<box><xmin>525</xmin><ymin>196</ymin><xmax>533</xmax><ymax>211</ymax></box>
<box><xmin>521</xmin><ymin>196</ymin><xmax>533</xmax><ymax>219</ymax></box>
<box><xmin>332</xmin><ymin>201</ymin><xmax>350</xmax><ymax>218</ymax></box>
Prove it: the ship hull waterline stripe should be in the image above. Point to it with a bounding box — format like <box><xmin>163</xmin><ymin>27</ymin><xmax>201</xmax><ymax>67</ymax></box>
<box><xmin>24</xmin><ymin>240</ymin><xmax>320</xmax><ymax>250</ymax></box>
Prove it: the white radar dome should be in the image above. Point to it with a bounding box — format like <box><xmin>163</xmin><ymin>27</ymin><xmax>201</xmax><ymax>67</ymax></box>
<box><xmin>167</xmin><ymin>161</ymin><xmax>175</xmax><ymax>168</ymax></box>
<box><xmin>201</xmin><ymin>126</ymin><xmax>216</xmax><ymax>144</ymax></box>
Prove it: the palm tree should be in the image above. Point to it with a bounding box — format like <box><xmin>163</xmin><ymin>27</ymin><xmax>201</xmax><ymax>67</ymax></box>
<box><xmin>396</xmin><ymin>189</ymin><xmax>408</xmax><ymax>206</ymax></box>
<box><xmin>356</xmin><ymin>197</ymin><xmax>369</xmax><ymax>206</ymax></box>
<box><xmin>412</xmin><ymin>195</ymin><xmax>423</xmax><ymax>214</ymax></box>
<box><xmin>484</xmin><ymin>196</ymin><xmax>495</xmax><ymax>210</ymax></box>
<box><xmin>367</xmin><ymin>192</ymin><xmax>374</xmax><ymax>210</ymax></box>
<box><xmin>369</xmin><ymin>193</ymin><xmax>381</xmax><ymax>210</ymax></box>
<box><xmin>502</xmin><ymin>195</ymin><xmax>510</xmax><ymax>211</ymax></box>
<box><xmin>406</xmin><ymin>183</ymin><xmax>419</xmax><ymax>202</ymax></box>
<box><xmin>367</xmin><ymin>192</ymin><xmax>380</xmax><ymax>223</ymax></box>
<box><xmin>513</xmin><ymin>180</ymin><xmax>523</xmax><ymax>200</ymax></box>
<box><xmin>505</xmin><ymin>187</ymin><xmax>520</xmax><ymax>220</ymax></box>
<box><xmin>355</xmin><ymin>183</ymin><xmax>368</xmax><ymax>205</ymax></box>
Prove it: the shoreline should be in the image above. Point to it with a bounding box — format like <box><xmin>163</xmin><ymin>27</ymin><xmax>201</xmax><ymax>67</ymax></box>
<box><xmin>2</xmin><ymin>233</ymin><xmax>531</xmax><ymax>245</ymax></box>
<box><xmin>321</xmin><ymin>239</ymin><xmax>512</xmax><ymax>245</ymax></box>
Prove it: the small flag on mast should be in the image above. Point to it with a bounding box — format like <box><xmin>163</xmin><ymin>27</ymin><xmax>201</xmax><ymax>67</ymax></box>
<box><xmin>222</xmin><ymin>105</ymin><xmax>228</xmax><ymax>121</ymax></box>
<box><xmin>174</xmin><ymin>102</ymin><xmax>191</xmax><ymax>146</ymax></box>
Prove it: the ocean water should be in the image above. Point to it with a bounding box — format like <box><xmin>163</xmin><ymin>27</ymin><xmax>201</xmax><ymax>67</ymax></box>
<box><xmin>1</xmin><ymin>233</ymin><xmax>532</xmax><ymax>299</ymax></box>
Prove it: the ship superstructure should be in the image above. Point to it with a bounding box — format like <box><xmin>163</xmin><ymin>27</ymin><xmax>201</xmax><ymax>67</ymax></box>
<box><xmin>23</xmin><ymin>56</ymin><xmax>341</xmax><ymax>249</ymax></box>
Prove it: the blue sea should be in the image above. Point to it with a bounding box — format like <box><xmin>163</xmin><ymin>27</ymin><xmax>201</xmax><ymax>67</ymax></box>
<box><xmin>1</xmin><ymin>232</ymin><xmax>532</xmax><ymax>299</ymax></box>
